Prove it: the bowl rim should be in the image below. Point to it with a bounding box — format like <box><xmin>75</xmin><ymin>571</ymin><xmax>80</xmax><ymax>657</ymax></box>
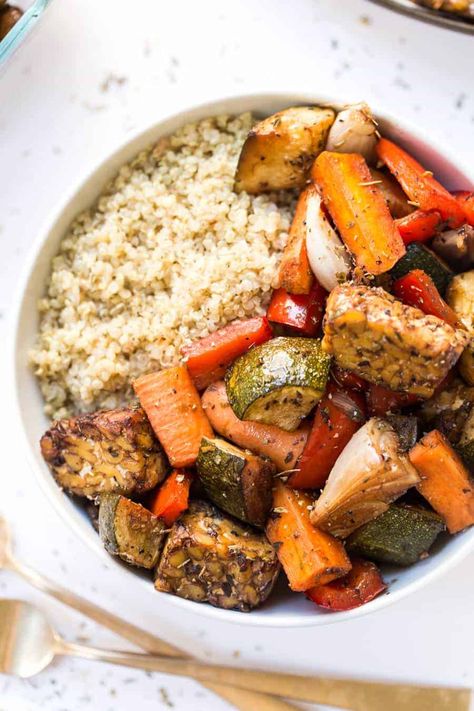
<box><xmin>11</xmin><ymin>90</ymin><xmax>474</xmax><ymax>628</ymax></box>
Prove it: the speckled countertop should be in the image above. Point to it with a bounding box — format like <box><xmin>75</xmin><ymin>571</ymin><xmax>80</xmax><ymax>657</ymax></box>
<box><xmin>1</xmin><ymin>1</ymin><xmax>474</xmax><ymax>709</ymax></box>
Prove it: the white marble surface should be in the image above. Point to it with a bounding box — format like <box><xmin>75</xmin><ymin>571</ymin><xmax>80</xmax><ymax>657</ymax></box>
<box><xmin>1</xmin><ymin>0</ymin><xmax>474</xmax><ymax>709</ymax></box>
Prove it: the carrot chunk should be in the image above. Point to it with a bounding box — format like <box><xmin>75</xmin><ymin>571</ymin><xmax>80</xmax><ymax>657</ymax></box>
<box><xmin>377</xmin><ymin>138</ymin><xmax>465</xmax><ymax>227</ymax></box>
<box><xmin>409</xmin><ymin>430</ymin><xmax>474</xmax><ymax>533</ymax></box>
<box><xmin>277</xmin><ymin>186</ymin><xmax>314</xmax><ymax>294</ymax></box>
<box><xmin>181</xmin><ymin>317</ymin><xmax>273</xmax><ymax>391</ymax></box>
<box><xmin>133</xmin><ymin>366</ymin><xmax>213</xmax><ymax>468</ymax></box>
<box><xmin>312</xmin><ymin>151</ymin><xmax>405</xmax><ymax>275</ymax></box>
<box><xmin>150</xmin><ymin>469</ymin><xmax>192</xmax><ymax>526</ymax></box>
<box><xmin>266</xmin><ymin>482</ymin><xmax>351</xmax><ymax>592</ymax></box>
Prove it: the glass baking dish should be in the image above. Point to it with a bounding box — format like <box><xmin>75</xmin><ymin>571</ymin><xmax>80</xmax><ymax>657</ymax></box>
<box><xmin>0</xmin><ymin>0</ymin><xmax>53</xmax><ymax>67</ymax></box>
<box><xmin>368</xmin><ymin>0</ymin><xmax>474</xmax><ymax>33</ymax></box>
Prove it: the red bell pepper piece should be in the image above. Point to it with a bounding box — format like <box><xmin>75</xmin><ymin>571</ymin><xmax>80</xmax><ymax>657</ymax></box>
<box><xmin>395</xmin><ymin>209</ymin><xmax>442</xmax><ymax>245</ymax></box>
<box><xmin>181</xmin><ymin>317</ymin><xmax>273</xmax><ymax>391</ymax></box>
<box><xmin>367</xmin><ymin>383</ymin><xmax>419</xmax><ymax>417</ymax></box>
<box><xmin>289</xmin><ymin>381</ymin><xmax>366</xmax><ymax>490</ymax></box>
<box><xmin>306</xmin><ymin>559</ymin><xmax>387</xmax><ymax>611</ymax></box>
<box><xmin>377</xmin><ymin>138</ymin><xmax>465</xmax><ymax>228</ymax></box>
<box><xmin>392</xmin><ymin>269</ymin><xmax>463</xmax><ymax>329</ymax></box>
<box><xmin>150</xmin><ymin>469</ymin><xmax>192</xmax><ymax>526</ymax></box>
<box><xmin>331</xmin><ymin>367</ymin><xmax>367</xmax><ymax>393</ymax></box>
<box><xmin>266</xmin><ymin>282</ymin><xmax>327</xmax><ymax>337</ymax></box>
<box><xmin>453</xmin><ymin>190</ymin><xmax>474</xmax><ymax>227</ymax></box>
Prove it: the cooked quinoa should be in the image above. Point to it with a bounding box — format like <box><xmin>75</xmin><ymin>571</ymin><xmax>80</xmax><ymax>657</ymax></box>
<box><xmin>31</xmin><ymin>113</ymin><xmax>294</xmax><ymax>419</ymax></box>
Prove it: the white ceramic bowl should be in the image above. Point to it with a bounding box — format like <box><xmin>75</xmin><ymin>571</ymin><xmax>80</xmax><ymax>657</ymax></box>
<box><xmin>13</xmin><ymin>92</ymin><xmax>474</xmax><ymax>627</ymax></box>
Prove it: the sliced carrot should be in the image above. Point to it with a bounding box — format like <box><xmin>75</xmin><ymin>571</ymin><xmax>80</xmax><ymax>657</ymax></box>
<box><xmin>266</xmin><ymin>482</ymin><xmax>351</xmax><ymax>592</ymax></box>
<box><xmin>181</xmin><ymin>317</ymin><xmax>273</xmax><ymax>391</ymax></box>
<box><xmin>150</xmin><ymin>469</ymin><xmax>192</xmax><ymax>526</ymax></box>
<box><xmin>133</xmin><ymin>366</ymin><xmax>213</xmax><ymax>468</ymax></box>
<box><xmin>377</xmin><ymin>139</ymin><xmax>465</xmax><ymax>228</ymax></box>
<box><xmin>312</xmin><ymin>151</ymin><xmax>405</xmax><ymax>275</ymax></box>
<box><xmin>396</xmin><ymin>209</ymin><xmax>442</xmax><ymax>245</ymax></box>
<box><xmin>453</xmin><ymin>190</ymin><xmax>474</xmax><ymax>227</ymax></box>
<box><xmin>201</xmin><ymin>381</ymin><xmax>308</xmax><ymax>472</ymax></box>
<box><xmin>392</xmin><ymin>269</ymin><xmax>463</xmax><ymax>329</ymax></box>
<box><xmin>409</xmin><ymin>429</ymin><xmax>474</xmax><ymax>534</ymax></box>
<box><xmin>277</xmin><ymin>186</ymin><xmax>314</xmax><ymax>294</ymax></box>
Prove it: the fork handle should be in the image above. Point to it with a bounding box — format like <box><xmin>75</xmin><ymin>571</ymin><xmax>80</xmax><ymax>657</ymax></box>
<box><xmin>10</xmin><ymin>556</ymin><xmax>299</xmax><ymax>711</ymax></box>
<box><xmin>57</xmin><ymin>640</ymin><xmax>471</xmax><ymax>711</ymax></box>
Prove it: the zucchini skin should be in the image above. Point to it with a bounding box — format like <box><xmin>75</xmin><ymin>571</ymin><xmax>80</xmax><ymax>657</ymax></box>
<box><xmin>225</xmin><ymin>337</ymin><xmax>331</xmax><ymax>431</ymax></box>
<box><xmin>346</xmin><ymin>504</ymin><xmax>445</xmax><ymax>566</ymax></box>
<box><xmin>391</xmin><ymin>243</ymin><xmax>453</xmax><ymax>294</ymax></box>
<box><xmin>196</xmin><ymin>437</ymin><xmax>274</xmax><ymax>526</ymax></box>
<box><xmin>99</xmin><ymin>494</ymin><xmax>166</xmax><ymax>569</ymax></box>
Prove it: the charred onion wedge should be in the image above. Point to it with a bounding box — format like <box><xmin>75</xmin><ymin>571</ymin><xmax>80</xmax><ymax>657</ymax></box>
<box><xmin>234</xmin><ymin>106</ymin><xmax>335</xmax><ymax>193</ymax></box>
<box><xmin>40</xmin><ymin>407</ymin><xmax>168</xmax><ymax>499</ymax></box>
<box><xmin>154</xmin><ymin>501</ymin><xmax>280</xmax><ymax>611</ymax></box>
<box><xmin>310</xmin><ymin>418</ymin><xmax>420</xmax><ymax>538</ymax></box>
<box><xmin>325</xmin><ymin>102</ymin><xmax>378</xmax><ymax>164</ymax></box>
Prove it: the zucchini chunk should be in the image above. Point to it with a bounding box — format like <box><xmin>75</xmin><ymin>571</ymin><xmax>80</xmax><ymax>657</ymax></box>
<box><xmin>225</xmin><ymin>337</ymin><xmax>331</xmax><ymax>431</ymax></box>
<box><xmin>196</xmin><ymin>437</ymin><xmax>274</xmax><ymax>527</ymax></box>
<box><xmin>346</xmin><ymin>504</ymin><xmax>445</xmax><ymax>566</ymax></box>
<box><xmin>99</xmin><ymin>494</ymin><xmax>166</xmax><ymax>569</ymax></box>
<box><xmin>154</xmin><ymin>501</ymin><xmax>280</xmax><ymax>611</ymax></box>
<box><xmin>458</xmin><ymin>407</ymin><xmax>474</xmax><ymax>471</ymax></box>
<box><xmin>40</xmin><ymin>407</ymin><xmax>168</xmax><ymax>499</ymax></box>
<box><xmin>310</xmin><ymin>418</ymin><xmax>420</xmax><ymax>538</ymax></box>
<box><xmin>446</xmin><ymin>270</ymin><xmax>474</xmax><ymax>385</ymax></box>
<box><xmin>390</xmin><ymin>242</ymin><xmax>453</xmax><ymax>295</ymax></box>
<box><xmin>234</xmin><ymin>106</ymin><xmax>335</xmax><ymax>193</ymax></box>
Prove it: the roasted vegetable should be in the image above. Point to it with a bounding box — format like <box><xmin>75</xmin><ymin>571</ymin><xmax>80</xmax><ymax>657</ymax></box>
<box><xmin>289</xmin><ymin>381</ymin><xmax>366</xmax><ymax>490</ymax></box>
<box><xmin>325</xmin><ymin>103</ymin><xmax>378</xmax><ymax>164</ymax></box>
<box><xmin>393</xmin><ymin>270</ymin><xmax>462</xmax><ymax>328</ymax></box>
<box><xmin>346</xmin><ymin>504</ymin><xmax>445</xmax><ymax>566</ymax></box>
<box><xmin>133</xmin><ymin>366</ymin><xmax>213</xmax><ymax>468</ymax></box>
<box><xmin>395</xmin><ymin>209</ymin><xmax>442</xmax><ymax>245</ymax></box>
<box><xmin>99</xmin><ymin>494</ymin><xmax>166</xmax><ymax>569</ymax></box>
<box><xmin>234</xmin><ymin>106</ymin><xmax>335</xmax><ymax>193</ymax></box>
<box><xmin>266</xmin><ymin>482</ymin><xmax>351</xmax><ymax>592</ymax></box>
<box><xmin>0</xmin><ymin>4</ymin><xmax>22</xmax><ymax>41</ymax></box>
<box><xmin>409</xmin><ymin>429</ymin><xmax>474</xmax><ymax>533</ymax></box>
<box><xmin>202</xmin><ymin>381</ymin><xmax>309</xmax><ymax>472</ymax></box>
<box><xmin>277</xmin><ymin>185</ymin><xmax>315</xmax><ymax>294</ymax></box>
<box><xmin>306</xmin><ymin>559</ymin><xmax>386</xmax><ymax>611</ymax></box>
<box><xmin>431</xmin><ymin>224</ymin><xmax>474</xmax><ymax>272</ymax></box>
<box><xmin>370</xmin><ymin>169</ymin><xmax>413</xmax><ymax>219</ymax></box>
<box><xmin>331</xmin><ymin>367</ymin><xmax>367</xmax><ymax>393</ymax></box>
<box><xmin>181</xmin><ymin>317</ymin><xmax>272</xmax><ymax>391</ymax></box>
<box><xmin>154</xmin><ymin>501</ymin><xmax>280</xmax><ymax>611</ymax></box>
<box><xmin>446</xmin><ymin>270</ymin><xmax>474</xmax><ymax>385</ymax></box>
<box><xmin>196</xmin><ymin>437</ymin><xmax>274</xmax><ymax>526</ymax></box>
<box><xmin>377</xmin><ymin>138</ymin><xmax>466</xmax><ymax>227</ymax></box>
<box><xmin>225</xmin><ymin>337</ymin><xmax>331</xmax><ymax>431</ymax></box>
<box><xmin>385</xmin><ymin>415</ymin><xmax>419</xmax><ymax>452</ymax></box>
<box><xmin>312</xmin><ymin>151</ymin><xmax>405</xmax><ymax>276</ymax></box>
<box><xmin>458</xmin><ymin>407</ymin><xmax>474</xmax><ymax>471</ymax></box>
<box><xmin>310</xmin><ymin>418</ymin><xmax>420</xmax><ymax>538</ymax></box>
<box><xmin>40</xmin><ymin>407</ymin><xmax>167</xmax><ymax>499</ymax></box>
<box><xmin>454</xmin><ymin>191</ymin><xmax>474</xmax><ymax>226</ymax></box>
<box><xmin>150</xmin><ymin>469</ymin><xmax>192</xmax><ymax>526</ymax></box>
<box><xmin>322</xmin><ymin>284</ymin><xmax>468</xmax><ymax>398</ymax></box>
<box><xmin>366</xmin><ymin>384</ymin><xmax>419</xmax><ymax>417</ymax></box>
<box><xmin>266</xmin><ymin>283</ymin><xmax>327</xmax><ymax>337</ymax></box>
<box><xmin>390</xmin><ymin>242</ymin><xmax>453</xmax><ymax>295</ymax></box>
<box><xmin>420</xmin><ymin>377</ymin><xmax>473</xmax><ymax>444</ymax></box>
<box><xmin>303</xmin><ymin>185</ymin><xmax>352</xmax><ymax>292</ymax></box>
